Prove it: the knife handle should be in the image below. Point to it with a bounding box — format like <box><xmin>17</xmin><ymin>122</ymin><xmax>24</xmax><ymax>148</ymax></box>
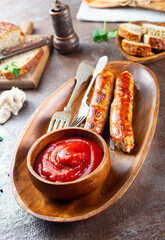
<box><xmin>2</xmin><ymin>37</ymin><xmax>50</xmax><ymax>56</ymax></box>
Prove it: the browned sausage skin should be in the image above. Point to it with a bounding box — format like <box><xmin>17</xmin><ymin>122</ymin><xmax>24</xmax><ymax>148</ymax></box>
<box><xmin>84</xmin><ymin>66</ymin><xmax>115</xmax><ymax>134</ymax></box>
<box><xmin>110</xmin><ymin>71</ymin><xmax>134</xmax><ymax>153</ymax></box>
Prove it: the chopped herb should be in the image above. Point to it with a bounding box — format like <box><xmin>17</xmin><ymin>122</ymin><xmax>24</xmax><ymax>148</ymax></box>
<box><xmin>11</xmin><ymin>68</ymin><xmax>20</xmax><ymax>76</ymax></box>
<box><xmin>11</xmin><ymin>70</ymin><xmax>14</xmax><ymax>75</ymax></box>
<box><xmin>0</xmin><ymin>137</ymin><xmax>3</xmax><ymax>141</ymax></box>
<box><xmin>4</xmin><ymin>65</ymin><xmax>9</xmax><ymax>71</ymax></box>
<box><xmin>93</xmin><ymin>20</ymin><xmax>117</xmax><ymax>43</ymax></box>
<box><xmin>11</xmin><ymin>62</ymin><xmax>16</xmax><ymax>67</ymax></box>
<box><xmin>14</xmin><ymin>68</ymin><xmax>20</xmax><ymax>76</ymax></box>
<box><xmin>3</xmin><ymin>62</ymin><xmax>20</xmax><ymax>76</ymax></box>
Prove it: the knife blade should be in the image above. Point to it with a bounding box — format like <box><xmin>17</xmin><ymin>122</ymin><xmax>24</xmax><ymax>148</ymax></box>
<box><xmin>0</xmin><ymin>37</ymin><xmax>50</xmax><ymax>61</ymax></box>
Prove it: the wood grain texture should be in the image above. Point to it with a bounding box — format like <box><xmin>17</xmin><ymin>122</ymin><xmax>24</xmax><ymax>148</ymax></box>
<box><xmin>84</xmin><ymin>0</ymin><xmax>165</xmax><ymax>12</ymax></box>
<box><xmin>0</xmin><ymin>21</ymin><xmax>53</xmax><ymax>89</ymax></box>
<box><xmin>11</xmin><ymin>61</ymin><xmax>159</xmax><ymax>222</ymax></box>
<box><xmin>116</xmin><ymin>21</ymin><xmax>165</xmax><ymax>64</ymax></box>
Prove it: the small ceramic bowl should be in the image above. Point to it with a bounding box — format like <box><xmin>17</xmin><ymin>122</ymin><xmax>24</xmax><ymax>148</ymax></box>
<box><xmin>27</xmin><ymin>127</ymin><xmax>110</xmax><ymax>200</ymax></box>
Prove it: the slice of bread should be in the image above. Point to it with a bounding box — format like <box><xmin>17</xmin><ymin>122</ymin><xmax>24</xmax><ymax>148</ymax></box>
<box><xmin>143</xmin><ymin>34</ymin><xmax>165</xmax><ymax>50</ymax></box>
<box><xmin>0</xmin><ymin>47</ymin><xmax>44</xmax><ymax>79</ymax></box>
<box><xmin>142</xmin><ymin>23</ymin><xmax>165</xmax><ymax>39</ymax></box>
<box><xmin>0</xmin><ymin>22</ymin><xmax>26</xmax><ymax>52</ymax></box>
<box><xmin>118</xmin><ymin>23</ymin><xmax>142</xmax><ymax>42</ymax></box>
<box><xmin>122</xmin><ymin>39</ymin><xmax>154</xmax><ymax>57</ymax></box>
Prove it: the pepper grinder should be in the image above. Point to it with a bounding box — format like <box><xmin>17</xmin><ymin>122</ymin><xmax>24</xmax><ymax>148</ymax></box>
<box><xmin>49</xmin><ymin>0</ymin><xmax>79</xmax><ymax>54</ymax></box>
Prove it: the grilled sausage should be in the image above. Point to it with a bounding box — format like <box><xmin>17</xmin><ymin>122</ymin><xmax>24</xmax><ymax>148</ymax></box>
<box><xmin>84</xmin><ymin>66</ymin><xmax>115</xmax><ymax>134</ymax></box>
<box><xmin>110</xmin><ymin>71</ymin><xmax>134</xmax><ymax>153</ymax></box>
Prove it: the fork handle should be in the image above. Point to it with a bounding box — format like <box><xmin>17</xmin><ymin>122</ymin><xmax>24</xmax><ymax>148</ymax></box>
<box><xmin>64</xmin><ymin>79</ymin><xmax>85</xmax><ymax>112</ymax></box>
<box><xmin>64</xmin><ymin>61</ymin><xmax>93</xmax><ymax>112</ymax></box>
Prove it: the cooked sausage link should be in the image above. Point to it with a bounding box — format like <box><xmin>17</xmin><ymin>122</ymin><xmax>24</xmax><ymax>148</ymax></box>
<box><xmin>84</xmin><ymin>67</ymin><xmax>115</xmax><ymax>134</ymax></box>
<box><xmin>110</xmin><ymin>71</ymin><xmax>134</xmax><ymax>153</ymax></box>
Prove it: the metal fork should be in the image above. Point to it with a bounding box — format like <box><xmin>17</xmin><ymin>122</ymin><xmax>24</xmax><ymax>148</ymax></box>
<box><xmin>47</xmin><ymin>61</ymin><xmax>94</xmax><ymax>132</ymax></box>
<box><xmin>69</xmin><ymin>56</ymin><xmax>108</xmax><ymax>127</ymax></box>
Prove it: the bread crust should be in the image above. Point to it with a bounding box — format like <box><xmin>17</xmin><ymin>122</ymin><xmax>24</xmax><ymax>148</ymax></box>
<box><xmin>122</xmin><ymin>39</ymin><xmax>154</xmax><ymax>57</ymax></box>
<box><xmin>0</xmin><ymin>22</ymin><xmax>24</xmax><ymax>36</ymax></box>
<box><xmin>1</xmin><ymin>48</ymin><xmax>44</xmax><ymax>79</ymax></box>
<box><xmin>118</xmin><ymin>24</ymin><xmax>141</xmax><ymax>42</ymax></box>
<box><xmin>146</xmin><ymin>36</ymin><xmax>165</xmax><ymax>50</ymax></box>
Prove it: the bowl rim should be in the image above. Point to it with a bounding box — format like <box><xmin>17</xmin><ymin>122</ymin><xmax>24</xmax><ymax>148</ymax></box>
<box><xmin>27</xmin><ymin>127</ymin><xmax>110</xmax><ymax>186</ymax></box>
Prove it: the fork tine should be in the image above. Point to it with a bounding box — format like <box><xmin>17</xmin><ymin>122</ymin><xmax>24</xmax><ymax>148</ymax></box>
<box><xmin>71</xmin><ymin>118</ymin><xmax>80</xmax><ymax>126</ymax></box>
<box><xmin>64</xmin><ymin>121</ymin><xmax>69</xmax><ymax>128</ymax></box>
<box><xmin>53</xmin><ymin>119</ymin><xmax>60</xmax><ymax>131</ymax></box>
<box><xmin>69</xmin><ymin>118</ymin><xmax>78</xmax><ymax>127</ymax></box>
<box><xmin>76</xmin><ymin>116</ymin><xmax>86</xmax><ymax>126</ymax></box>
<box><xmin>70</xmin><ymin>116</ymin><xmax>85</xmax><ymax>127</ymax></box>
<box><xmin>47</xmin><ymin>118</ymin><xmax>55</xmax><ymax>132</ymax></box>
<box><xmin>74</xmin><ymin>117</ymin><xmax>82</xmax><ymax>126</ymax></box>
<box><xmin>58</xmin><ymin>120</ymin><xmax>65</xmax><ymax>129</ymax></box>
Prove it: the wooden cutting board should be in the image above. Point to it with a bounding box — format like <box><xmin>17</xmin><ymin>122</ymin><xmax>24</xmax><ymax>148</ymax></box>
<box><xmin>84</xmin><ymin>0</ymin><xmax>165</xmax><ymax>12</ymax></box>
<box><xmin>0</xmin><ymin>21</ymin><xmax>53</xmax><ymax>89</ymax></box>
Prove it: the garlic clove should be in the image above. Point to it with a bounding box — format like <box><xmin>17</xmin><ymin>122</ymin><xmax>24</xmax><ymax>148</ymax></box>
<box><xmin>0</xmin><ymin>104</ymin><xmax>11</xmax><ymax>124</ymax></box>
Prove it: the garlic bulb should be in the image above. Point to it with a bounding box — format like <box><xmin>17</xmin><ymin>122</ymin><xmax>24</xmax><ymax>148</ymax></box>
<box><xmin>0</xmin><ymin>87</ymin><xmax>26</xmax><ymax>124</ymax></box>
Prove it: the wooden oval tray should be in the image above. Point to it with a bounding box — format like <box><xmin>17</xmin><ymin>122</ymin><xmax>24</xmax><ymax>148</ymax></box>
<box><xmin>11</xmin><ymin>61</ymin><xmax>159</xmax><ymax>222</ymax></box>
<box><xmin>116</xmin><ymin>21</ymin><xmax>165</xmax><ymax>64</ymax></box>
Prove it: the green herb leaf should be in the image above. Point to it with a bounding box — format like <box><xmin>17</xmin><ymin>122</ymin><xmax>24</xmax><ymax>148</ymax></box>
<box><xmin>93</xmin><ymin>30</ymin><xmax>103</xmax><ymax>43</ymax></box>
<box><xmin>102</xmin><ymin>33</ymin><xmax>108</xmax><ymax>41</ymax></box>
<box><xmin>92</xmin><ymin>21</ymin><xmax>117</xmax><ymax>43</ymax></box>
<box><xmin>4</xmin><ymin>65</ymin><xmax>9</xmax><ymax>71</ymax></box>
<box><xmin>11</xmin><ymin>62</ymin><xmax>16</xmax><ymax>67</ymax></box>
<box><xmin>107</xmin><ymin>29</ymin><xmax>117</xmax><ymax>39</ymax></box>
<box><xmin>93</xmin><ymin>35</ymin><xmax>102</xmax><ymax>43</ymax></box>
<box><xmin>13</xmin><ymin>68</ymin><xmax>20</xmax><ymax>76</ymax></box>
<box><xmin>93</xmin><ymin>29</ymin><xmax>102</xmax><ymax>38</ymax></box>
<box><xmin>11</xmin><ymin>68</ymin><xmax>20</xmax><ymax>76</ymax></box>
<box><xmin>11</xmin><ymin>70</ymin><xmax>15</xmax><ymax>76</ymax></box>
<box><xmin>0</xmin><ymin>137</ymin><xmax>3</xmax><ymax>142</ymax></box>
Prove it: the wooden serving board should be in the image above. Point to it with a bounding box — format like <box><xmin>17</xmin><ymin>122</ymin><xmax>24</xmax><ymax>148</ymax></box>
<box><xmin>0</xmin><ymin>21</ymin><xmax>53</xmax><ymax>89</ymax></box>
<box><xmin>84</xmin><ymin>0</ymin><xmax>165</xmax><ymax>12</ymax></box>
<box><xmin>11</xmin><ymin>61</ymin><xmax>159</xmax><ymax>222</ymax></box>
<box><xmin>116</xmin><ymin>21</ymin><xmax>165</xmax><ymax>64</ymax></box>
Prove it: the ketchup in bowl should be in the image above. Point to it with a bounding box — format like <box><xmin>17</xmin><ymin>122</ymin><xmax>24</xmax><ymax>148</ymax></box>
<box><xmin>34</xmin><ymin>137</ymin><xmax>104</xmax><ymax>183</ymax></box>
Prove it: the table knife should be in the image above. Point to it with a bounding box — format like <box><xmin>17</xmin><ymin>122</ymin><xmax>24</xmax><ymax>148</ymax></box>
<box><xmin>0</xmin><ymin>37</ymin><xmax>50</xmax><ymax>61</ymax></box>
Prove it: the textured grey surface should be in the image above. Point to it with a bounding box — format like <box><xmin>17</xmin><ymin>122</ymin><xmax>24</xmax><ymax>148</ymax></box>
<box><xmin>0</xmin><ymin>0</ymin><xmax>165</xmax><ymax>239</ymax></box>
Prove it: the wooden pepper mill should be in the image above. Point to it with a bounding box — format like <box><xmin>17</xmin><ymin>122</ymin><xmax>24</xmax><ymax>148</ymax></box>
<box><xmin>49</xmin><ymin>0</ymin><xmax>79</xmax><ymax>54</ymax></box>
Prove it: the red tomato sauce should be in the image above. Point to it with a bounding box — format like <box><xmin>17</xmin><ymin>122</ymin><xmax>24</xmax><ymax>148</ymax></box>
<box><xmin>34</xmin><ymin>137</ymin><xmax>104</xmax><ymax>183</ymax></box>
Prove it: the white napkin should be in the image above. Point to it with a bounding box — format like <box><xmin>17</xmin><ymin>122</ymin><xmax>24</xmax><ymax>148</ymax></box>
<box><xmin>77</xmin><ymin>1</ymin><xmax>165</xmax><ymax>22</ymax></box>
